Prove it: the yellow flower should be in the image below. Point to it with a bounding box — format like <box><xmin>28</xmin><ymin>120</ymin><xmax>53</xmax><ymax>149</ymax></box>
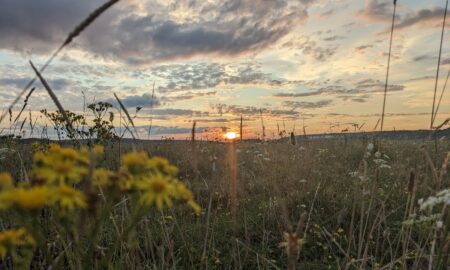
<box><xmin>93</xmin><ymin>145</ymin><xmax>104</xmax><ymax>156</ymax></box>
<box><xmin>0</xmin><ymin>173</ymin><xmax>12</xmax><ymax>189</ymax></box>
<box><xmin>337</xmin><ymin>228</ymin><xmax>345</xmax><ymax>234</ymax></box>
<box><xmin>148</xmin><ymin>157</ymin><xmax>178</xmax><ymax>176</ymax></box>
<box><xmin>121</xmin><ymin>152</ymin><xmax>150</xmax><ymax>175</ymax></box>
<box><xmin>137</xmin><ymin>175</ymin><xmax>175</xmax><ymax>210</ymax></box>
<box><xmin>32</xmin><ymin>145</ymin><xmax>89</xmax><ymax>185</ymax></box>
<box><xmin>1</xmin><ymin>186</ymin><xmax>54</xmax><ymax>210</ymax></box>
<box><xmin>0</xmin><ymin>228</ymin><xmax>35</xmax><ymax>258</ymax></box>
<box><xmin>173</xmin><ymin>182</ymin><xmax>201</xmax><ymax>214</ymax></box>
<box><xmin>92</xmin><ymin>168</ymin><xmax>114</xmax><ymax>187</ymax></box>
<box><xmin>55</xmin><ymin>185</ymin><xmax>86</xmax><ymax>211</ymax></box>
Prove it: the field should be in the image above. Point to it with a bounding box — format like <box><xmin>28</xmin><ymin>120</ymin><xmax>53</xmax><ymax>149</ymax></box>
<box><xmin>1</xmin><ymin>0</ymin><xmax>450</xmax><ymax>269</ymax></box>
<box><xmin>0</xmin><ymin>136</ymin><xmax>449</xmax><ymax>269</ymax></box>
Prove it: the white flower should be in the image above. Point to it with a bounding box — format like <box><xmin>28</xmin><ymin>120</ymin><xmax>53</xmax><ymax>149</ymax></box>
<box><xmin>436</xmin><ymin>221</ymin><xmax>443</xmax><ymax>229</ymax></box>
<box><xmin>367</xmin><ymin>143</ymin><xmax>374</xmax><ymax>152</ymax></box>
<box><xmin>374</xmin><ymin>151</ymin><xmax>381</xmax><ymax>158</ymax></box>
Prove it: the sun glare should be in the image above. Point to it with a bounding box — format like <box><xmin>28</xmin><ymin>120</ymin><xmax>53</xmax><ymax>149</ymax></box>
<box><xmin>224</xmin><ymin>131</ymin><xmax>238</xmax><ymax>140</ymax></box>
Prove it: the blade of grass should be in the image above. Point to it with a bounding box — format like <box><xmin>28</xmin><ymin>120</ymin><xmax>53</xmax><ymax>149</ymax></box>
<box><xmin>113</xmin><ymin>92</ymin><xmax>139</xmax><ymax>140</ymax></box>
<box><xmin>380</xmin><ymin>0</ymin><xmax>397</xmax><ymax>132</ymax></box>
<box><xmin>430</xmin><ymin>0</ymin><xmax>448</xmax><ymax>128</ymax></box>
<box><xmin>29</xmin><ymin>61</ymin><xmax>74</xmax><ymax>137</ymax></box>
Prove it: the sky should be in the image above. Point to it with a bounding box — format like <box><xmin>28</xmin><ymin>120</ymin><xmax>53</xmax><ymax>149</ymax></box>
<box><xmin>0</xmin><ymin>0</ymin><xmax>450</xmax><ymax>139</ymax></box>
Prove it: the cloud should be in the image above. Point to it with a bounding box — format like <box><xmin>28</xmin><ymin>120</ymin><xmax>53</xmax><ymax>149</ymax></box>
<box><xmin>272</xmin><ymin>79</ymin><xmax>405</xmax><ymax>101</ymax></box>
<box><xmin>163</xmin><ymin>91</ymin><xmax>217</xmax><ymax>102</ymax></box>
<box><xmin>357</xmin><ymin>0</ymin><xmax>395</xmax><ymax>22</ymax></box>
<box><xmin>138</xmin><ymin>125</ymin><xmax>193</xmax><ymax>135</ymax></box>
<box><xmin>106</xmin><ymin>93</ymin><xmax>160</xmax><ymax>108</ymax></box>
<box><xmin>282</xmin><ymin>100</ymin><xmax>332</xmax><ymax>109</ymax></box>
<box><xmin>323</xmin><ymin>35</ymin><xmax>346</xmax><ymax>42</ymax></box>
<box><xmin>0</xmin><ymin>77</ymin><xmax>72</xmax><ymax>90</ymax></box>
<box><xmin>0</xmin><ymin>0</ymin><xmax>113</xmax><ymax>54</ymax></box>
<box><xmin>211</xmin><ymin>103</ymin><xmax>299</xmax><ymax>117</ymax></box>
<box><xmin>354</xmin><ymin>44</ymin><xmax>373</xmax><ymax>54</ymax></box>
<box><xmin>396</xmin><ymin>7</ymin><xmax>449</xmax><ymax>29</ymax></box>
<box><xmin>283</xmin><ymin>36</ymin><xmax>338</xmax><ymax>61</ymax></box>
<box><xmin>0</xmin><ymin>0</ymin><xmax>312</xmax><ymax>64</ymax></box>
<box><xmin>153</xmin><ymin>62</ymin><xmax>298</xmax><ymax>93</ymax></box>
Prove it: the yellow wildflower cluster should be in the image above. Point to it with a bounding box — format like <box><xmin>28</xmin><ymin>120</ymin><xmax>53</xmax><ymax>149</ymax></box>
<box><xmin>0</xmin><ymin>228</ymin><xmax>35</xmax><ymax>258</ymax></box>
<box><xmin>0</xmin><ymin>144</ymin><xmax>200</xmax><ymax>214</ymax></box>
<box><xmin>119</xmin><ymin>152</ymin><xmax>200</xmax><ymax>213</ymax></box>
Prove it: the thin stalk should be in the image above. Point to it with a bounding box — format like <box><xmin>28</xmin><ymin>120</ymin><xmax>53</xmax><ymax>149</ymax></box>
<box><xmin>380</xmin><ymin>1</ymin><xmax>397</xmax><ymax>132</ymax></box>
<box><xmin>431</xmin><ymin>0</ymin><xmax>448</xmax><ymax>128</ymax></box>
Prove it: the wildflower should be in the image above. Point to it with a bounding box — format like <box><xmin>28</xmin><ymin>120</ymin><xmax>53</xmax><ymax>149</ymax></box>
<box><xmin>137</xmin><ymin>175</ymin><xmax>175</xmax><ymax>210</ymax></box>
<box><xmin>121</xmin><ymin>152</ymin><xmax>150</xmax><ymax>175</ymax></box>
<box><xmin>148</xmin><ymin>157</ymin><xmax>178</xmax><ymax>176</ymax></box>
<box><xmin>31</xmin><ymin>144</ymin><xmax>89</xmax><ymax>184</ymax></box>
<box><xmin>0</xmin><ymin>173</ymin><xmax>12</xmax><ymax>189</ymax></box>
<box><xmin>0</xmin><ymin>228</ymin><xmax>35</xmax><ymax>258</ymax></box>
<box><xmin>337</xmin><ymin>228</ymin><xmax>345</xmax><ymax>234</ymax></box>
<box><xmin>0</xmin><ymin>186</ymin><xmax>53</xmax><ymax>210</ymax></box>
<box><xmin>55</xmin><ymin>184</ymin><xmax>87</xmax><ymax>211</ymax></box>
<box><xmin>92</xmin><ymin>168</ymin><xmax>114</xmax><ymax>187</ymax></box>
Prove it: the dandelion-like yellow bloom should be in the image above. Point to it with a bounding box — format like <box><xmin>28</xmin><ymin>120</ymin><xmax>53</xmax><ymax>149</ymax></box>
<box><xmin>173</xmin><ymin>182</ymin><xmax>201</xmax><ymax>214</ymax></box>
<box><xmin>137</xmin><ymin>175</ymin><xmax>175</xmax><ymax>210</ymax></box>
<box><xmin>0</xmin><ymin>186</ymin><xmax>53</xmax><ymax>210</ymax></box>
<box><xmin>92</xmin><ymin>168</ymin><xmax>114</xmax><ymax>188</ymax></box>
<box><xmin>0</xmin><ymin>228</ymin><xmax>35</xmax><ymax>258</ymax></box>
<box><xmin>148</xmin><ymin>157</ymin><xmax>178</xmax><ymax>176</ymax></box>
<box><xmin>0</xmin><ymin>173</ymin><xmax>12</xmax><ymax>189</ymax></box>
<box><xmin>121</xmin><ymin>152</ymin><xmax>150</xmax><ymax>175</ymax></box>
<box><xmin>55</xmin><ymin>184</ymin><xmax>87</xmax><ymax>211</ymax></box>
<box><xmin>31</xmin><ymin>144</ymin><xmax>88</xmax><ymax>184</ymax></box>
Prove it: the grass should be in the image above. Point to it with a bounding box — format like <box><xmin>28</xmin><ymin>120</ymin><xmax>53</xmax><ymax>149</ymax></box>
<box><xmin>0</xmin><ymin>0</ymin><xmax>449</xmax><ymax>269</ymax></box>
<box><xmin>0</xmin><ymin>137</ymin><xmax>449</xmax><ymax>269</ymax></box>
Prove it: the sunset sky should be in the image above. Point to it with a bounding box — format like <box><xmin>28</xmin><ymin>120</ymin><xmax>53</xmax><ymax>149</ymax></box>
<box><xmin>1</xmin><ymin>0</ymin><xmax>450</xmax><ymax>139</ymax></box>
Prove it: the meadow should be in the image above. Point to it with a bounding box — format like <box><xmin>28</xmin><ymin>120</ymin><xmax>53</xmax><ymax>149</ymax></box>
<box><xmin>0</xmin><ymin>135</ymin><xmax>449</xmax><ymax>269</ymax></box>
<box><xmin>0</xmin><ymin>0</ymin><xmax>449</xmax><ymax>269</ymax></box>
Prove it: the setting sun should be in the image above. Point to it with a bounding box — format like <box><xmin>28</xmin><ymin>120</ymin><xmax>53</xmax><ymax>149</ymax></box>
<box><xmin>224</xmin><ymin>131</ymin><xmax>238</xmax><ymax>140</ymax></box>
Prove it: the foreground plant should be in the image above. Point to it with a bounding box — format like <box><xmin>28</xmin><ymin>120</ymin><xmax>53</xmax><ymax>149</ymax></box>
<box><xmin>0</xmin><ymin>144</ymin><xmax>200</xmax><ymax>268</ymax></box>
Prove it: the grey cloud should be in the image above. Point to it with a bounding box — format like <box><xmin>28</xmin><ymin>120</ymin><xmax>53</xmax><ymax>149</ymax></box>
<box><xmin>0</xmin><ymin>0</ymin><xmax>113</xmax><ymax>54</ymax></box>
<box><xmin>211</xmin><ymin>104</ymin><xmax>299</xmax><ymax>117</ymax></box>
<box><xmin>106</xmin><ymin>93</ymin><xmax>161</xmax><ymax>108</ymax></box>
<box><xmin>284</xmin><ymin>37</ymin><xmax>338</xmax><ymax>61</ymax></box>
<box><xmin>357</xmin><ymin>0</ymin><xmax>396</xmax><ymax>22</ymax></box>
<box><xmin>396</xmin><ymin>7</ymin><xmax>449</xmax><ymax>29</ymax></box>
<box><xmin>137</xmin><ymin>125</ymin><xmax>193</xmax><ymax>135</ymax></box>
<box><xmin>0</xmin><ymin>77</ymin><xmax>72</xmax><ymax>90</ymax></box>
<box><xmin>153</xmin><ymin>63</ymin><xmax>297</xmax><ymax>93</ymax></box>
<box><xmin>0</xmin><ymin>0</ymin><xmax>312</xmax><ymax>63</ymax></box>
<box><xmin>163</xmin><ymin>91</ymin><xmax>217</xmax><ymax>102</ymax></box>
<box><xmin>323</xmin><ymin>35</ymin><xmax>346</xmax><ymax>42</ymax></box>
<box><xmin>282</xmin><ymin>100</ymin><xmax>332</xmax><ymax>110</ymax></box>
<box><xmin>354</xmin><ymin>44</ymin><xmax>373</xmax><ymax>53</ymax></box>
<box><xmin>272</xmin><ymin>79</ymin><xmax>405</xmax><ymax>101</ymax></box>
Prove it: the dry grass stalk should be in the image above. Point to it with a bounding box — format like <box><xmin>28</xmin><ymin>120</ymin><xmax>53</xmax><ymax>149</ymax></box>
<box><xmin>13</xmin><ymin>87</ymin><xmax>35</xmax><ymax>124</ymax></box>
<box><xmin>113</xmin><ymin>92</ymin><xmax>138</xmax><ymax>140</ymax></box>
<box><xmin>380</xmin><ymin>0</ymin><xmax>397</xmax><ymax>132</ymax></box>
<box><xmin>240</xmin><ymin>115</ymin><xmax>243</xmax><ymax>142</ymax></box>
<box><xmin>430</xmin><ymin>0</ymin><xmax>448</xmax><ymax>128</ymax></box>
<box><xmin>29</xmin><ymin>61</ymin><xmax>74</xmax><ymax>137</ymax></box>
<box><xmin>191</xmin><ymin>121</ymin><xmax>196</xmax><ymax>143</ymax></box>
<box><xmin>433</xmin><ymin>69</ymin><xmax>450</xmax><ymax>126</ymax></box>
